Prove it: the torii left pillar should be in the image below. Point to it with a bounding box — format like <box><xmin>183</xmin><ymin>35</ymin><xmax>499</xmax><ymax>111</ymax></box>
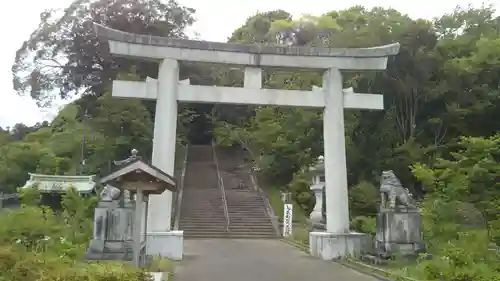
<box><xmin>147</xmin><ymin>59</ymin><xmax>183</xmax><ymax>260</ymax></box>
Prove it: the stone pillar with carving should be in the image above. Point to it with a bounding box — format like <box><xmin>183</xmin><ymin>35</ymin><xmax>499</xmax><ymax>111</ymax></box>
<box><xmin>86</xmin><ymin>184</ymin><xmax>135</xmax><ymax>261</ymax></box>
<box><xmin>309</xmin><ymin>156</ymin><xmax>325</xmax><ymax>230</ymax></box>
<box><xmin>86</xmin><ymin>149</ymin><xmax>141</xmax><ymax>261</ymax></box>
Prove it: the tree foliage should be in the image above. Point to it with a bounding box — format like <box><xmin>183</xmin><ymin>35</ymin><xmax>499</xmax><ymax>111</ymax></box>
<box><xmin>213</xmin><ymin>4</ymin><xmax>500</xmax><ymax>204</ymax></box>
<box><xmin>12</xmin><ymin>0</ymin><xmax>195</xmax><ymax>105</ymax></box>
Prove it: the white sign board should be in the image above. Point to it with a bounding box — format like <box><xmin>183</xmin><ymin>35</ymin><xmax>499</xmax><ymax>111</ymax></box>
<box><xmin>283</xmin><ymin>204</ymin><xmax>293</xmax><ymax>237</ymax></box>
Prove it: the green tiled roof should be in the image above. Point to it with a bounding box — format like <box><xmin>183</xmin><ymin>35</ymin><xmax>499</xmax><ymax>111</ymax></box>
<box><xmin>22</xmin><ymin>173</ymin><xmax>96</xmax><ymax>193</ymax></box>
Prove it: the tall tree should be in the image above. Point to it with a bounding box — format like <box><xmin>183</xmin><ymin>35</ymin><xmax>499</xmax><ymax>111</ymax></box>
<box><xmin>12</xmin><ymin>0</ymin><xmax>195</xmax><ymax>106</ymax></box>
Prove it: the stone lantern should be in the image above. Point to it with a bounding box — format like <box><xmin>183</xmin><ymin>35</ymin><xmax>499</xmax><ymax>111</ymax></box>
<box><xmin>309</xmin><ymin>155</ymin><xmax>325</xmax><ymax>226</ymax></box>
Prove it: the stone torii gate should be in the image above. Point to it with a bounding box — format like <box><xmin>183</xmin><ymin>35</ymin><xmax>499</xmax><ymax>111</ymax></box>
<box><xmin>94</xmin><ymin>24</ymin><xmax>400</xmax><ymax>260</ymax></box>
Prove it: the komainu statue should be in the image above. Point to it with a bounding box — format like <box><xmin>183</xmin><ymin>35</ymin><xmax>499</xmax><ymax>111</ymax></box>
<box><xmin>380</xmin><ymin>170</ymin><xmax>416</xmax><ymax>209</ymax></box>
<box><xmin>100</xmin><ymin>185</ymin><xmax>121</xmax><ymax>201</ymax></box>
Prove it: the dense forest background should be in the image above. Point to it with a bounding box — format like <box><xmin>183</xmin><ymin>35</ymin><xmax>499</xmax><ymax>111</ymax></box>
<box><xmin>1</xmin><ymin>0</ymin><xmax>499</xmax><ymax>269</ymax></box>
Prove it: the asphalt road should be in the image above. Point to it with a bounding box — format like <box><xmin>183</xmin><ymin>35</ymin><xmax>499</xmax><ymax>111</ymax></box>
<box><xmin>172</xmin><ymin>239</ymin><xmax>378</xmax><ymax>281</ymax></box>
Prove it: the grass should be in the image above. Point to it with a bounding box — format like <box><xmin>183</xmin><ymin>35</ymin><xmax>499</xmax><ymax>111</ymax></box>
<box><xmin>265</xmin><ymin>186</ymin><xmax>308</xmax><ymax>223</ymax></box>
<box><xmin>339</xmin><ymin>258</ymin><xmax>420</xmax><ymax>281</ymax></box>
<box><xmin>264</xmin><ymin>186</ymin><xmax>310</xmax><ymax>245</ymax></box>
<box><xmin>148</xmin><ymin>256</ymin><xmax>176</xmax><ymax>273</ymax></box>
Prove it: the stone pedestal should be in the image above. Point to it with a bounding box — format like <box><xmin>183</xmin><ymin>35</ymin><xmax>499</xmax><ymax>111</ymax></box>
<box><xmin>309</xmin><ymin>183</ymin><xmax>324</xmax><ymax>225</ymax></box>
<box><xmin>146</xmin><ymin>231</ymin><xmax>184</xmax><ymax>260</ymax></box>
<box><xmin>86</xmin><ymin>201</ymin><xmax>135</xmax><ymax>260</ymax></box>
<box><xmin>375</xmin><ymin>208</ymin><xmax>424</xmax><ymax>256</ymax></box>
<box><xmin>309</xmin><ymin>231</ymin><xmax>372</xmax><ymax>260</ymax></box>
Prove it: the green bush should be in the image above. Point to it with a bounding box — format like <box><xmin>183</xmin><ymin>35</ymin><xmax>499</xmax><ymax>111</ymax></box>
<box><xmin>18</xmin><ymin>184</ymin><xmax>41</xmax><ymax>206</ymax></box>
<box><xmin>287</xmin><ymin>169</ymin><xmax>314</xmax><ymax>215</ymax></box>
<box><xmin>0</xmin><ymin>186</ymin><xmax>154</xmax><ymax>281</ymax></box>
<box><xmin>350</xmin><ymin>216</ymin><xmax>376</xmax><ymax>235</ymax></box>
<box><xmin>349</xmin><ymin>181</ymin><xmax>379</xmax><ymax>217</ymax></box>
<box><xmin>0</xmin><ymin>246</ymin><xmax>152</xmax><ymax>281</ymax></box>
<box><xmin>403</xmin><ymin>135</ymin><xmax>500</xmax><ymax>280</ymax></box>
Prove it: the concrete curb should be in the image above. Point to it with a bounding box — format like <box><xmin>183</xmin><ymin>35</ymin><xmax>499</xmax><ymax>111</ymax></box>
<box><xmin>280</xmin><ymin>239</ymin><xmax>417</xmax><ymax>281</ymax></box>
<box><xmin>150</xmin><ymin>271</ymin><xmax>169</xmax><ymax>281</ymax></box>
<box><xmin>337</xmin><ymin>260</ymin><xmax>396</xmax><ymax>281</ymax></box>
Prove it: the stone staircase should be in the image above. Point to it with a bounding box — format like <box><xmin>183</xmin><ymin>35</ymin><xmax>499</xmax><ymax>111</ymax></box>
<box><xmin>179</xmin><ymin>144</ymin><xmax>278</xmax><ymax>239</ymax></box>
<box><xmin>216</xmin><ymin>147</ymin><xmax>278</xmax><ymax>239</ymax></box>
<box><xmin>179</xmin><ymin>145</ymin><xmax>228</xmax><ymax>238</ymax></box>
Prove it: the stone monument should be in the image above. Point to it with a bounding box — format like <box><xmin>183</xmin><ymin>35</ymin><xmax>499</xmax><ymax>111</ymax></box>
<box><xmin>86</xmin><ymin>184</ymin><xmax>135</xmax><ymax>262</ymax></box>
<box><xmin>86</xmin><ymin>150</ymin><xmax>177</xmax><ymax>266</ymax></box>
<box><xmin>375</xmin><ymin>170</ymin><xmax>424</xmax><ymax>257</ymax></box>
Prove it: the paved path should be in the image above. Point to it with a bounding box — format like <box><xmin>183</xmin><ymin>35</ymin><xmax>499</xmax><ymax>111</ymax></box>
<box><xmin>173</xmin><ymin>239</ymin><xmax>377</xmax><ymax>281</ymax></box>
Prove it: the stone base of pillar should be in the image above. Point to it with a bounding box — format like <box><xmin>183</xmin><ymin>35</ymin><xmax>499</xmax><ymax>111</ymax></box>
<box><xmin>309</xmin><ymin>231</ymin><xmax>372</xmax><ymax>260</ymax></box>
<box><xmin>146</xmin><ymin>231</ymin><xmax>184</xmax><ymax>260</ymax></box>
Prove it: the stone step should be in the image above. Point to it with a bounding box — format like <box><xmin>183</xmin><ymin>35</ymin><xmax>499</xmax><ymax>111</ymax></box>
<box><xmin>181</xmin><ymin>206</ymin><xmax>225</xmax><ymax>210</ymax></box>
<box><xmin>180</xmin><ymin>209</ymin><xmax>225</xmax><ymax>212</ymax></box>
<box><xmin>228</xmin><ymin>214</ymin><xmax>269</xmax><ymax>217</ymax></box>
<box><xmin>182</xmin><ymin>221</ymin><xmax>271</xmax><ymax>225</ymax></box>
<box><xmin>179</xmin><ymin>222</ymin><xmax>274</xmax><ymax>226</ymax></box>
<box><xmin>229</xmin><ymin>224</ymin><xmax>274</xmax><ymax>227</ymax></box>
<box><xmin>181</xmin><ymin>194</ymin><xmax>221</xmax><ymax>197</ymax></box>
<box><xmin>181</xmin><ymin>200</ymin><xmax>225</xmax><ymax>203</ymax></box>
<box><xmin>227</xmin><ymin>206</ymin><xmax>267</xmax><ymax>208</ymax></box>
<box><xmin>182</xmin><ymin>230</ymin><xmax>228</xmax><ymax>235</ymax></box>
<box><xmin>180</xmin><ymin>225</ymin><xmax>228</xmax><ymax>228</ymax></box>
<box><xmin>179</xmin><ymin>214</ymin><xmax>226</xmax><ymax>218</ymax></box>
<box><xmin>228</xmin><ymin>230</ymin><xmax>275</xmax><ymax>234</ymax></box>
<box><xmin>184</xmin><ymin>232</ymin><xmax>278</xmax><ymax>239</ymax></box>
<box><xmin>227</xmin><ymin>210</ymin><xmax>268</xmax><ymax>212</ymax></box>
<box><xmin>226</xmin><ymin>218</ymin><xmax>272</xmax><ymax>222</ymax></box>
<box><xmin>228</xmin><ymin>226</ymin><xmax>275</xmax><ymax>230</ymax></box>
<box><xmin>226</xmin><ymin>203</ymin><xmax>267</xmax><ymax>206</ymax></box>
<box><xmin>179</xmin><ymin>217</ymin><xmax>226</xmax><ymax>220</ymax></box>
<box><xmin>181</xmin><ymin>208</ymin><xmax>224</xmax><ymax>213</ymax></box>
<box><xmin>180</xmin><ymin>204</ymin><xmax>224</xmax><ymax>207</ymax></box>
<box><xmin>178</xmin><ymin>145</ymin><xmax>277</xmax><ymax>239</ymax></box>
<box><xmin>226</xmin><ymin>203</ymin><xmax>267</xmax><ymax>205</ymax></box>
<box><xmin>181</xmin><ymin>222</ymin><xmax>272</xmax><ymax>226</ymax></box>
<box><xmin>180</xmin><ymin>209</ymin><xmax>225</xmax><ymax>213</ymax></box>
<box><xmin>182</xmin><ymin>198</ymin><xmax>222</xmax><ymax>201</ymax></box>
<box><xmin>182</xmin><ymin>215</ymin><xmax>269</xmax><ymax>219</ymax></box>
<box><xmin>226</xmin><ymin>209</ymin><xmax>268</xmax><ymax>212</ymax></box>
<box><xmin>183</xmin><ymin>189</ymin><xmax>221</xmax><ymax>192</ymax></box>
<box><xmin>229</xmin><ymin>221</ymin><xmax>273</xmax><ymax>224</ymax></box>
<box><xmin>180</xmin><ymin>216</ymin><xmax>225</xmax><ymax>220</ymax></box>
<box><xmin>179</xmin><ymin>222</ymin><xmax>228</xmax><ymax>226</ymax></box>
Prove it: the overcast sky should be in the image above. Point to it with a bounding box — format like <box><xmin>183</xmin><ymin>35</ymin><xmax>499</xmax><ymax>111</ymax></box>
<box><xmin>0</xmin><ymin>0</ymin><xmax>498</xmax><ymax>128</ymax></box>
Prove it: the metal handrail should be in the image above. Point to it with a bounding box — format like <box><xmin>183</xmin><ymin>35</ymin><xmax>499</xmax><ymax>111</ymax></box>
<box><xmin>173</xmin><ymin>144</ymin><xmax>189</xmax><ymax>230</ymax></box>
<box><xmin>211</xmin><ymin>141</ymin><xmax>230</xmax><ymax>232</ymax></box>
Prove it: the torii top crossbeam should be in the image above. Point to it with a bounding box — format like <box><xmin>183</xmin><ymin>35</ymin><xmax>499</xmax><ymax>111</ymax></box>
<box><xmin>93</xmin><ymin>24</ymin><xmax>400</xmax><ymax>70</ymax></box>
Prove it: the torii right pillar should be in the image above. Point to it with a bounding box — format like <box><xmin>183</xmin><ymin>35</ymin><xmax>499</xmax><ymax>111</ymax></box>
<box><xmin>309</xmin><ymin>68</ymin><xmax>396</xmax><ymax>260</ymax></box>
